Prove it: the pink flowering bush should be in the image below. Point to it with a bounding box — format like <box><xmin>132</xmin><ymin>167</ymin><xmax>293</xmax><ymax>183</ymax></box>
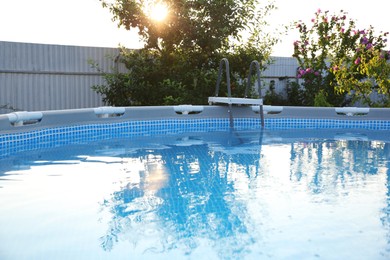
<box><xmin>293</xmin><ymin>9</ymin><xmax>390</xmax><ymax>106</ymax></box>
<box><xmin>331</xmin><ymin>31</ymin><xmax>390</xmax><ymax>106</ymax></box>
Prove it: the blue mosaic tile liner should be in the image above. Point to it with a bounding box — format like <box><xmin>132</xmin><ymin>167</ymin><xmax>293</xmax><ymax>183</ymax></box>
<box><xmin>1</xmin><ymin>118</ymin><xmax>390</xmax><ymax>158</ymax></box>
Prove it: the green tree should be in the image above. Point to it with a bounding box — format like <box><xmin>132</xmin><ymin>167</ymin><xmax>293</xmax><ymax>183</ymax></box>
<box><xmin>331</xmin><ymin>43</ymin><xmax>390</xmax><ymax>106</ymax></box>
<box><xmin>293</xmin><ymin>9</ymin><xmax>390</xmax><ymax>107</ymax></box>
<box><xmin>93</xmin><ymin>0</ymin><xmax>279</xmax><ymax>106</ymax></box>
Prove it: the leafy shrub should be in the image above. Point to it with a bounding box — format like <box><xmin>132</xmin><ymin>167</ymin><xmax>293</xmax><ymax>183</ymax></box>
<box><xmin>293</xmin><ymin>9</ymin><xmax>389</xmax><ymax>107</ymax></box>
<box><xmin>92</xmin><ymin>0</ymin><xmax>279</xmax><ymax>106</ymax></box>
<box><xmin>314</xmin><ymin>90</ymin><xmax>332</xmax><ymax>107</ymax></box>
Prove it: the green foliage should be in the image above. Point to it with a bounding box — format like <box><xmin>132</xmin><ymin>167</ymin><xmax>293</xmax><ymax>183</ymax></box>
<box><xmin>263</xmin><ymin>80</ymin><xmax>285</xmax><ymax>105</ymax></box>
<box><xmin>114</xmin><ymin>48</ymin><xmax>220</xmax><ymax>105</ymax></box>
<box><xmin>294</xmin><ymin>9</ymin><xmax>390</xmax><ymax>107</ymax></box>
<box><xmin>90</xmin><ymin>60</ymin><xmax>133</xmax><ymax>106</ymax></box>
<box><xmin>101</xmin><ymin>0</ymin><xmax>275</xmax><ymax>53</ymax></box>
<box><xmin>332</xmin><ymin>48</ymin><xmax>390</xmax><ymax>106</ymax></box>
<box><xmin>314</xmin><ymin>90</ymin><xmax>332</xmax><ymax>107</ymax></box>
<box><xmin>93</xmin><ymin>0</ymin><xmax>279</xmax><ymax>106</ymax></box>
<box><xmin>285</xmin><ymin>80</ymin><xmax>304</xmax><ymax>106</ymax></box>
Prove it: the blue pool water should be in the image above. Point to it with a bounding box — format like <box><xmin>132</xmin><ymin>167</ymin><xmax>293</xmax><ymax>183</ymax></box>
<box><xmin>0</xmin><ymin>129</ymin><xmax>390</xmax><ymax>259</ymax></box>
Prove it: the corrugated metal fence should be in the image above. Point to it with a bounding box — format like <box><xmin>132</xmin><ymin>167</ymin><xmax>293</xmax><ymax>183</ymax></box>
<box><xmin>0</xmin><ymin>41</ymin><xmax>124</xmax><ymax>113</ymax></box>
<box><xmin>0</xmin><ymin>41</ymin><xmax>298</xmax><ymax>113</ymax></box>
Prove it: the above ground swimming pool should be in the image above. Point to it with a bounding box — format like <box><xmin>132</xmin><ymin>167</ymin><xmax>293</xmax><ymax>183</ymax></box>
<box><xmin>0</xmin><ymin>105</ymin><xmax>390</xmax><ymax>259</ymax></box>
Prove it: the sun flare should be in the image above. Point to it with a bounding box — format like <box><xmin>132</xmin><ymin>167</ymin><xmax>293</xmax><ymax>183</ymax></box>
<box><xmin>149</xmin><ymin>2</ymin><xmax>169</xmax><ymax>22</ymax></box>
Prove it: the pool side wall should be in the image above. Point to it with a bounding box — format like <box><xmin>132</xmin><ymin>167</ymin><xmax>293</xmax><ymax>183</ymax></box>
<box><xmin>0</xmin><ymin>106</ymin><xmax>390</xmax><ymax>134</ymax></box>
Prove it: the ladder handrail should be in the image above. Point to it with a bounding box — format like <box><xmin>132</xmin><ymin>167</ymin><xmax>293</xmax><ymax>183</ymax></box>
<box><xmin>212</xmin><ymin>58</ymin><xmax>265</xmax><ymax>128</ymax></box>
<box><xmin>215</xmin><ymin>58</ymin><xmax>231</xmax><ymax>97</ymax></box>
<box><xmin>246</xmin><ymin>60</ymin><xmax>265</xmax><ymax>128</ymax></box>
<box><xmin>245</xmin><ymin>60</ymin><xmax>262</xmax><ymax>98</ymax></box>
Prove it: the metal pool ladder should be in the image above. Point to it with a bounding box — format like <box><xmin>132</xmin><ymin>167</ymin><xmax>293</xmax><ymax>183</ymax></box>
<box><xmin>208</xmin><ymin>58</ymin><xmax>265</xmax><ymax>128</ymax></box>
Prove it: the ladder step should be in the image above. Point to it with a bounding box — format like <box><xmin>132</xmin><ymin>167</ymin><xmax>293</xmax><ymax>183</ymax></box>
<box><xmin>208</xmin><ymin>97</ymin><xmax>263</xmax><ymax>105</ymax></box>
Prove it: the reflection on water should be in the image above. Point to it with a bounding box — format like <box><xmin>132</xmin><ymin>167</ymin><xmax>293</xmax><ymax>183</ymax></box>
<box><xmin>0</xmin><ymin>129</ymin><xmax>390</xmax><ymax>259</ymax></box>
<box><xmin>94</xmin><ymin>130</ymin><xmax>390</xmax><ymax>258</ymax></box>
<box><xmin>98</xmin><ymin>132</ymin><xmax>263</xmax><ymax>257</ymax></box>
<box><xmin>290</xmin><ymin>140</ymin><xmax>389</xmax><ymax>194</ymax></box>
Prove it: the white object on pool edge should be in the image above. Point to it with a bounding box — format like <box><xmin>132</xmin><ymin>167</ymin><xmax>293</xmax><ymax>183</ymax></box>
<box><xmin>335</xmin><ymin>107</ymin><xmax>369</xmax><ymax>116</ymax></box>
<box><xmin>174</xmin><ymin>105</ymin><xmax>204</xmax><ymax>115</ymax></box>
<box><xmin>94</xmin><ymin>106</ymin><xmax>125</xmax><ymax>118</ymax></box>
<box><xmin>7</xmin><ymin>111</ymin><xmax>43</xmax><ymax>126</ymax></box>
<box><xmin>252</xmin><ymin>105</ymin><xmax>283</xmax><ymax>114</ymax></box>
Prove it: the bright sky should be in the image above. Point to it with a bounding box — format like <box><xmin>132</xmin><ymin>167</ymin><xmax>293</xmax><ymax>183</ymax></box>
<box><xmin>0</xmin><ymin>0</ymin><xmax>388</xmax><ymax>57</ymax></box>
